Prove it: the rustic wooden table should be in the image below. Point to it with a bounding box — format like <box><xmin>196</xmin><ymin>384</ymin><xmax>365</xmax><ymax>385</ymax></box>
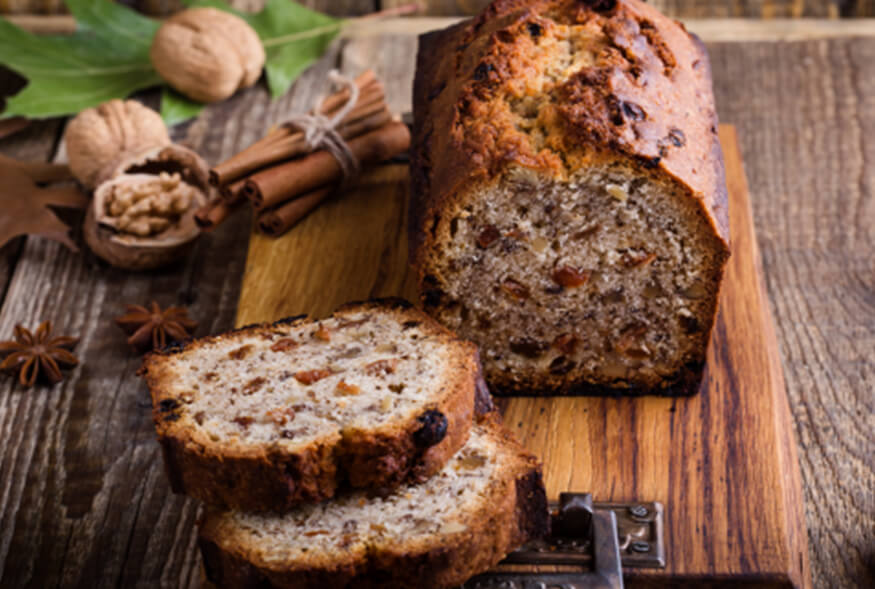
<box><xmin>0</xmin><ymin>17</ymin><xmax>871</xmax><ymax>589</ymax></box>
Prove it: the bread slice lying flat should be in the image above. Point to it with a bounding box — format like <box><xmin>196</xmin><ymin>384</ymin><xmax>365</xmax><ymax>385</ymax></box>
<box><xmin>142</xmin><ymin>299</ymin><xmax>481</xmax><ymax>511</ymax></box>
<box><xmin>199</xmin><ymin>417</ymin><xmax>548</xmax><ymax>589</ymax></box>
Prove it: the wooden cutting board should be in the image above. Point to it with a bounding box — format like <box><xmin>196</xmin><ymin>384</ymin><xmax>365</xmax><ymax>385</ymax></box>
<box><xmin>235</xmin><ymin>126</ymin><xmax>811</xmax><ymax>588</ymax></box>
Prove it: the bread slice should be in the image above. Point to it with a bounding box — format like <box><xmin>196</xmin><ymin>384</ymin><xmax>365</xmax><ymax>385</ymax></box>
<box><xmin>198</xmin><ymin>417</ymin><xmax>549</xmax><ymax>589</ymax></box>
<box><xmin>409</xmin><ymin>0</ymin><xmax>730</xmax><ymax>396</ymax></box>
<box><xmin>142</xmin><ymin>299</ymin><xmax>482</xmax><ymax>511</ymax></box>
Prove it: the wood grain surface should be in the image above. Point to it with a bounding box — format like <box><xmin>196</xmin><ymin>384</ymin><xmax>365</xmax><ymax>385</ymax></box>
<box><xmin>378</xmin><ymin>0</ymin><xmax>875</xmax><ymax>18</ymax></box>
<box><xmin>706</xmin><ymin>38</ymin><xmax>875</xmax><ymax>589</ymax></box>
<box><xmin>345</xmin><ymin>17</ymin><xmax>875</xmax><ymax>41</ymax></box>
<box><xmin>140</xmin><ymin>0</ymin><xmax>875</xmax><ymax>18</ymax></box>
<box><xmin>0</xmin><ymin>23</ymin><xmax>871</xmax><ymax>589</ymax></box>
<box><xmin>6</xmin><ymin>0</ymin><xmax>874</xmax><ymax>22</ymax></box>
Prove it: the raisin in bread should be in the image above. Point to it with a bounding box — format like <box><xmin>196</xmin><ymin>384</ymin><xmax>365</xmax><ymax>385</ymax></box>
<box><xmin>142</xmin><ymin>299</ymin><xmax>482</xmax><ymax>511</ymax></box>
<box><xmin>198</xmin><ymin>417</ymin><xmax>548</xmax><ymax>589</ymax></box>
<box><xmin>410</xmin><ymin>0</ymin><xmax>730</xmax><ymax>396</ymax></box>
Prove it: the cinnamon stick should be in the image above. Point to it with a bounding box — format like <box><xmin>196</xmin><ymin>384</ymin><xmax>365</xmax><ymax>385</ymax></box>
<box><xmin>210</xmin><ymin>71</ymin><xmax>379</xmax><ymax>187</ymax></box>
<box><xmin>194</xmin><ymin>197</ymin><xmax>239</xmax><ymax>231</ymax></box>
<box><xmin>244</xmin><ymin>120</ymin><xmax>411</xmax><ymax>210</ymax></box>
<box><xmin>211</xmin><ymin>99</ymin><xmax>390</xmax><ymax>192</ymax></box>
<box><xmin>336</xmin><ymin>107</ymin><xmax>393</xmax><ymax>143</ymax></box>
<box><xmin>256</xmin><ymin>186</ymin><xmax>334</xmax><ymax>237</ymax></box>
<box><xmin>311</xmin><ymin>70</ymin><xmax>378</xmax><ymax>118</ymax></box>
<box><xmin>220</xmin><ymin>179</ymin><xmax>247</xmax><ymax>205</ymax></box>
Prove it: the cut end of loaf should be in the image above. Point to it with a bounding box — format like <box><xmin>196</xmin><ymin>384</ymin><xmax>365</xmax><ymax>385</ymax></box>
<box><xmin>421</xmin><ymin>162</ymin><xmax>728</xmax><ymax>394</ymax></box>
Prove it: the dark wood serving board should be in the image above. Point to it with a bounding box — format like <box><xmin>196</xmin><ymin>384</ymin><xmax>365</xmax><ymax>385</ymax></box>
<box><xmin>235</xmin><ymin>126</ymin><xmax>811</xmax><ymax>588</ymax></box>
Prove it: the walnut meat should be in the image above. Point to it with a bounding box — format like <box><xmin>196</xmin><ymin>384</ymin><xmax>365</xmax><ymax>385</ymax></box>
<box><xmin>102</xmin><ymin>172</ymin><xmax>198</xmax><ymax>237</ymax></box>
<box><xmin>150</xmin><ymin>8</ymin><xmax>265</xmax><ymax>103</ymax></box>
<box><xmin>64</xmin><ymin>100</ymin><xmax>170</xmax><ymax>189</ymax></box>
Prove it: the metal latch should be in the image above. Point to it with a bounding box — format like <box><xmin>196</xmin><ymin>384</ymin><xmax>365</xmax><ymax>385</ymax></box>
<box><xmin>463</xmin><ymin>493</ymin><xmax>665</xmax><ymax>589</ymax></box>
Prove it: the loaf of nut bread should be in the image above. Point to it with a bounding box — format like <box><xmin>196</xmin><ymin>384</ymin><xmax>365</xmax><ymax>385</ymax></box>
<box><xmin>410</xmin><ymin>0</ymin><xmax>730</xmax><ymax>396</ymax></box>
<box><xmin>198</xmin><ymin>416</ymin><xmax>549</xmax><ymax>589</ymax></box>
<box><xmin>142</xmin><ymin>299</ymin><xmax>484</xmax><ymax>511</ymax></box>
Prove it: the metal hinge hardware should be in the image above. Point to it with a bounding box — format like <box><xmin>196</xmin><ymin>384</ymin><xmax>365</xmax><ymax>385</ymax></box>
<box><xmin>463</xmin><ymin>493</ymin><xmax>665</xmax><ymax>589</ymax></box>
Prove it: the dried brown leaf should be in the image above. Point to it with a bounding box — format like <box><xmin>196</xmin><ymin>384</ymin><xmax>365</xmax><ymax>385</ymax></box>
<box><xmin>0</xmin><ymin>159</ymin><xmax>88</xmax><ymax>251</ymax></box>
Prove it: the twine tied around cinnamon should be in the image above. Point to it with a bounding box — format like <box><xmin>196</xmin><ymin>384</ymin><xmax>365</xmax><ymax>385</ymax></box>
<box><xmin>283</xmin><ymin>70</ymin><xmax>361</xmax><ymax>183</ymax></box>
<box><xmin>200</xmin><ymin>69</ymin><xmax>411</xmax><ymax>236</ymax></box>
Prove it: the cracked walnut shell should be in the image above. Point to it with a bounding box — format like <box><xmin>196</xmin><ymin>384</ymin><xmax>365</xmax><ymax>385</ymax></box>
<box><xmin>84</xmin><ymin>145</ymin><xmax>210</xmax><ymax>270</ymax></box>
<box><xmin>150</xmin><ymin>7</ymin><xmax>265</xmax><ymax>103</ymax></box>
<box><xmin>64</xmin><ymin>100</ymin><xmax>170</xmax><ymax>190</ymax></box>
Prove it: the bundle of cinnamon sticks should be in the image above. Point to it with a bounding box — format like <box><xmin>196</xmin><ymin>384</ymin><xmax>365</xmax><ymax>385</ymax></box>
<box><xmin>195</xmin><ymin>70</ymin><xmax>411</xmax><ymax>236</ymax></box>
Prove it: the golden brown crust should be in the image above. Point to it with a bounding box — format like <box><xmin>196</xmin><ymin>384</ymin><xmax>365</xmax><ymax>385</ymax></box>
<box><xmin>411</xmin><ymin>0</ymin><xmax>728</xmax><ymax>262</ymax></box>
<box><xmin>198</xmin><ymin>418</ymin><xmax>549</xmax><ymax>589</ymax></box>
<box><xmin>142</xmin><ymin>299</ymin><xmax>480</xmax><ymax>511</ymax></box>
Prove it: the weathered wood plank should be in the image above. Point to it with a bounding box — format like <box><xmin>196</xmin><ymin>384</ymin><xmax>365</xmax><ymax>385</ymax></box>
<box><xmin>380</xmin><ymin>0</ymin><xmax>875</xmax><ymax>18</ymax></box>
<box><xmin>1</xmin><ymin>0</ymin><xmax>872</xmax><ymax>17</ymax></box>
<box><xmin>135</xmin><ymin>0</ymin><xmax>379</xmax><ymax>17</ymax></box>
<box><xmin>346</xmin><ymin>16</ymin><xmax>875</xmax><ymax>41</ymax></box>
<box><xmin>3</xmin><ymin>0</ymin><xmax>379</xmax><ymax>33</ymax></box>
<box><xmin>707</xmin><ymin>38</ymin><xmax>875</xmax><ymax>589</ymax></box>
<box><xmin>6</xmin><ymin>13</ymin><xmax>875</xmax><ymax>40</ymax></box>
<box><xmin>298</xmin><ymin>0</ymin><xmax>377</xmax><ymax>16</ymax></box>
<box><xmin>0</xmin><ymin>45</ymin><xmax>343</xmax><ymax>589</ymax></box>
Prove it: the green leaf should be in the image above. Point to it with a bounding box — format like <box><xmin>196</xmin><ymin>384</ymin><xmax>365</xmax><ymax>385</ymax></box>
<box><xmin>161</xmin><ymin>88</ymin><xmax>205</xmax><ymax>127</ymax></box>
<box><xmin>186</xmin><ymin>0</ymin><xmax>343</xmax><ymax>99</ymax></box>
<box><xmin>0</xmin><ymin>0</ymin><xmax>342</xmax><ymax>122</ymax></box>
<box><xmin>0</xmin><ymin>0</ymin><xmax>161</xmax><ymax>119</ymax></box>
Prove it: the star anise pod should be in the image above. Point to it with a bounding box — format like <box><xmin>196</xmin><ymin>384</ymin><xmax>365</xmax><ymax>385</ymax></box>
<box><xmin>115</xmin><ymin>301</ymin><xmax>198</xmax><ymax>353</ymax></box>
<box><xmin>0</xmin><ymin>321</ymin><xmax>79</xmax><ymax>387</ymax></box>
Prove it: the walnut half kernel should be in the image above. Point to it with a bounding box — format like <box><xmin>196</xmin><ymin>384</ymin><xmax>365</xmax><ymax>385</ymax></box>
<box><xmin>105</xmin><ymin>172</ymin><xmax>196</xmax><ymax>235</ymax></box>
<box><xmin>606</xmin><ymin>183</ymin><xmax>629</xmax><ymax>202</ymax></box>
<box><xmin>439</xmin><ymin>521</ymin><xmax>467</xmax><ymax>535</ymax></box>
<box><xmin>83</xmin><ymin>142</ymin><xmax>209</xmax><ymax>270</ymax></box>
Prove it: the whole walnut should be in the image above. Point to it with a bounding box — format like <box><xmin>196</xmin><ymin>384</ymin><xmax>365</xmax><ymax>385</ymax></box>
<box><xmin>150</xmin><ymin>7</ymin><xmax>265</xmax><ymax>103</ymax></box>
<box><xmin>64</xmin><ymin>99</ymin><xmax>211</xmax><ymax>270</ymax></box>
<box><xmin>65</xmin><ymin>100</ymin><xmax>170</xmax><ymax>189</ymax></box>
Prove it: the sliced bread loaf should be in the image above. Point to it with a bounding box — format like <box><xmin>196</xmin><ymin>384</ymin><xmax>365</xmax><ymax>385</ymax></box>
<box><xmin>410</xmin><ymin>0</ymin><xmax>730</xmax><ymax>396</ymax></box>
<box><xmin>199</xmin><ymin>417</ymin><xmax>549</xmax><ymax>589</ymax></box>
<box><xmin>142</xmin><ymin>299</ymin><xmax>482</xmax><ymax>511</ymax></box>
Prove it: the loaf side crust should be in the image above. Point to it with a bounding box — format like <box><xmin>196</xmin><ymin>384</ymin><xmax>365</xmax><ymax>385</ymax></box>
<box><xmin>143</xmin><ymin>299</ymin><xmax>480</xmax><ymax>511</ymax></box>
<box><xmin>488</xmin><ymin>356</ymin><xmax>707</xmax><ymax>396</ymax></box>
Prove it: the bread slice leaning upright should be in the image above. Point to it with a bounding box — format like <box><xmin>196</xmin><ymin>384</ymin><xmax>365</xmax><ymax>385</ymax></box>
<box><xmin>410</xmin><ymin>0</ymin><xmax>731</xmax><ymax>396</ymax></box>
<box><xmin>199</xmin><ymin>416</ymin><xmax>549</xmax><ymax>589</ymax></box>
<box><xmin>142</xmin><ymin>299</ymin><xmax>482</xmax><ymax>511</ymax></box>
